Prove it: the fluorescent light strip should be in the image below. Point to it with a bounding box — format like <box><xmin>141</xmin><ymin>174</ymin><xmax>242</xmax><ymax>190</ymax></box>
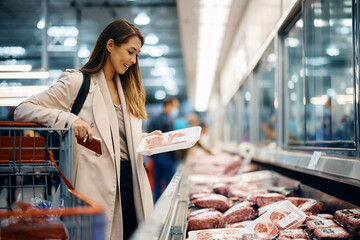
<box><xmin>0</xmin><ymin>98</ymin><xmax>27</xmax><ymax>106</ymax></box>
<box><xmin>0</xmin><ymin>71</ymin><xmax>49</xmax><ymax>79</ymax></box>
<box><xmin>194</xmin><ymin>1</ymin><xmax>231</xmax><ymax>111</ymax></box>
<box><xmin>0</xmin><ymin>65</ymin><xmax>32</xmax><ymax>72</ymax></box>
<box><xmin>0</xmin><ymin>85</ymin><xmax>50</xmax><ymax>98</ymax></box>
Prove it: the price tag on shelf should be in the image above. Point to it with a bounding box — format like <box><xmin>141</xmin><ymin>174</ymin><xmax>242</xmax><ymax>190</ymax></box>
<box><xmin>308</xmin><ymin>151</ymin><xmax>322</xmax><ymax>170</ymax></box>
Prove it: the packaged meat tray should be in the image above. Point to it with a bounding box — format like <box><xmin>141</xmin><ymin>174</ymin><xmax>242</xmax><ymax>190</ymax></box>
<box><xmin>313</xmin><ymin>227</ymin><xmax>351</xmax><ymax>240</ymax></box>
<box><xmin>136</xmin><ymin>126</ymin><xmax>201</xmax><ymax>155</ymax></box>
<box><xmin>242</xmin><ymin>233</ymin><xmax>271</xmax><ymax>240</ymax></box>
<box><xmin>278</xmin><ymin>228</ymin><xmax>308</xmax><ymax>238</ymax></box>
<box><xmin>244</xmin><ymin>200</ymin><xmax>306</xmax><ymax>237</ymax></box>
<box><xmin>187</xmin><ymin>209</ymin><xmax>224</xmax><ymax>231</ymax></box>
<box><xmin>188</xmin><ymin>228</ymin><xmax>247</xmax><ymax>240</ymax></box>
<box><xmin>306</xmin><ymin>219</ymin><xmax>339</xmax><ymax>232</ymax></box>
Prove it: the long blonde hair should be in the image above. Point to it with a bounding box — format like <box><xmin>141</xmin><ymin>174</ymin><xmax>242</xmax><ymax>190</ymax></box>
<box><xmin>81</xmin><ymin>19</ymin><xmax>147</xmax><ymax>120</ymax></box>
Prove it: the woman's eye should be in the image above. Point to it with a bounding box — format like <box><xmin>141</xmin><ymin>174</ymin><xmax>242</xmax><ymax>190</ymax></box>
<box><xmin>128</xmin><ymin>51</ymin><xmax>134</xmax><ymax>55</ymax></box>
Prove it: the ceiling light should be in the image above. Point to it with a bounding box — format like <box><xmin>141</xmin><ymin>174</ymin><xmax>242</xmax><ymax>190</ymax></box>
<box><xmin>0</xmin><ymin>98</ymin><xmax>27</xmax><ymax>106</ymax></box>
<box><xmin>336</xmin><ymin>94</ymin><xmax>353</xmax><ymax>105</ymax></box>
<box><xmin>194</xmin><ymin>0</ymin><xmax>232</xmax><ymax>111</ymax></box>
<box><xmin>285</xmin><ymin>38</ymin><xmax>300</xmax><ymax>47</ymax></box>
<box><xmin>0</xmin><ymin>85</ymin><xmax>50</xmax><ymax>98</ymax></box>
<box><xmin>290</xmin><ymin>93</ymin><xmax>297</xmax><ymax>101</ymax></box>
<box><xmin>141</xmin><ymin>45</ymin><xmax>169</xmax><ymax>57</ymax></box>
<box><xmin>78</xmin><ymin>45</ymin><xmax>90</xmax><ymax>58</ymax></box>
<box><xmin>245</xmin><ymin>91</ymin><xmax>251</xmax><ymax>102</ymax></box>
<box><xmin>0</xmin><ymin>72</ymin><xmax>49</xmax><ymax>79</ymax></box>
<box><xmin>310</xmin><ymin>95</ymin><xmax>328</xmax><ymax>105</ymax></box>
<box><xmin>314</xmin><ymin>19</ymin><xmax>328</xmax><ymax>27</ymax></box>
<box><xmin>345</xmin><ymin>87</ymin><xmax>353</xmax><ymax>94</ymax></box>
<box><xmin>326</xmin><ymin>46</ymin><xmax>340</xmax><ymax>56</ymax></box>
<box><xmin>134</xmin><ymin>12</ymin><xmax>150</xmax><ymax>25</ymax></box>
<box><xmin>267</xmin><ymin>53</ymin><xmax>276</xmax><ymax>63</ymax></box>
<box><xmin>37</xmin><ymin>18</ymin><xmax>45</xmax><ymax>29</ymax></box>
<box><xmin>145</xmin><ymin>33</ymin><xmax>159</xmax><ymax>45</ymax></box>
<box><xmin>0</xmin><ymin>65</ymin><xmax>32</xmax><ymax>72</ymax></box>
<box><xmin>47</xmin><ymin>26</ymin><xmax>78</xmax><ymax>37</ymax></box>
<box><xmin>154</xmin><ymin>90</ymin><xmax>166</xmax><ymax>100</ymax></box>
<box><xmin>0</xmin><ymin>46</ymin><xmax>26</xmax><ymax>57</ymax></box>
<box><xmin>64</xmin><ymin>37</ymin><xmax>77</xmax><ymax>47</ymax></box>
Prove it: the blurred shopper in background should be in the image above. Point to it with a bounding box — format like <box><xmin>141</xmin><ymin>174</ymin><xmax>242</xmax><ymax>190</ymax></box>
<box><xmin>147</xmin><ymin>97</ymin><xmax>179</xmax><ymax>201</ymax></box>
<box><xmin>14</xmin><ymin>19</ymin><xmax>160</xmax><ymax>240</ymax></box>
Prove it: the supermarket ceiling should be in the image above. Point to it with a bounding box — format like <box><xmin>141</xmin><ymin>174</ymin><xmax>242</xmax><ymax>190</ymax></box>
<box><xmin>0</xmin><ymin>0</ymin><xmax>186</xmax><ymax>104</ymax></box>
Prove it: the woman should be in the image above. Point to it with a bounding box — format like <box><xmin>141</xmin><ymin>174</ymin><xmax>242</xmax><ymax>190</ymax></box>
<box><xmin>14</xmin><ymin>19</ymin><xmax>159</xmax><ymax>240</ymax></box>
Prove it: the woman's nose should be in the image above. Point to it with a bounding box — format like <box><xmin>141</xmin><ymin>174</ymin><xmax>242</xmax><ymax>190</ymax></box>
<box><xmin>131</xmin><ymin>56</ymin><xmax>136</xmax><ymax>64</ymax></box>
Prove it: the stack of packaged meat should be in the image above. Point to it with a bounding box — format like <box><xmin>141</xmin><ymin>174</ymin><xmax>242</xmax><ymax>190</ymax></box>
<box><xmin>186</xmin><ymin>149</ymin><xmax>359</xmax><ymax>240</ymax></box>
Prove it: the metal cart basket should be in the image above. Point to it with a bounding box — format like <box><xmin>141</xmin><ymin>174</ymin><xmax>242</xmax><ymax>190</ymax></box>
<box><xmin>0</xmin><ymin>121</ymin><xmax>106</xmax><ymax>240</ymax></box>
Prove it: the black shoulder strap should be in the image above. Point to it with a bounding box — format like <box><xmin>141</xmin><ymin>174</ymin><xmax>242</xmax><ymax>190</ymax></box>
<box><xmin>71</xmin><ymin>71</ymin><xmax>90</xmax><ymax>115</ymax></box>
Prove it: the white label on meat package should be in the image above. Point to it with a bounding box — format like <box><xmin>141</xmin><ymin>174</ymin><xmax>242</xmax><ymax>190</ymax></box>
<box><xmin>277</xmin><ymin>212</ymin><xmax>300</xmax><ymax>228</ymax></box>
<box><xmin>341</xmin><ymin>209</ymin><xmax>360</xmax><ymax>215</ymax></box>
<box><xmin>171</xmin><ymin>136</ymin><xmax>187</xmax><ymax>144</ymax></box>
<box><xmin>320</xmin><ymin>228</ymin><xmax>345</xmax><ymax>235</ymax></box>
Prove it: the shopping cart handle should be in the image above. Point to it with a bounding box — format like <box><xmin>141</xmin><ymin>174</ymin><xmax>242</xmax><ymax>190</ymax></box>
<box><xmin>0</xmin><ymin>121</ymin><xmax>44</xmax><ymax>127</ymax></box>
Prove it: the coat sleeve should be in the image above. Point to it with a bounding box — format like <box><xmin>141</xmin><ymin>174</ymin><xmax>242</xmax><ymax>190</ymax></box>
<box><xmin>14</xmin><ymin>71</ymin><xmax>82</xmax><ymax>128</ymax></box>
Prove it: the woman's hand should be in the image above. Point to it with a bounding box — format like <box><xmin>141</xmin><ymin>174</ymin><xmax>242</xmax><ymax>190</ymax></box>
<box><xmin>71</xmin><ymin>118</ymin><xmax>93</xmax><ymax>142</ymax></box>
<box><xmin>142</xmin><ymin>130</ymin><xmax>162</xmax><ymax>139</ymax></box>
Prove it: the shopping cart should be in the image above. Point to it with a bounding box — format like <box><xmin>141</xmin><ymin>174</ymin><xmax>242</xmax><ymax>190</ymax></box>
<box><xmin>0</xmin><ymin>121</ymin><xmax>106</xmax><ymax>239</ymax></box>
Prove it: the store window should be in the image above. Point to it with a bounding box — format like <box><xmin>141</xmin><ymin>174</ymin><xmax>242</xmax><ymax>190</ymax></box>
<box><xmin>282</xmin><ymin>15</ymin><xmax>305</xmax><ymax>144</ymax></box>
<box><xmin>304</xmin><ymin>0</ymin><xmax>354</xmax><ymax>147</ymax></box>
<box><xmin>282</xmin><ymin>0</ymin><xmax>355</xmax><ymax>150</ymax></box>
<box><xmin>253</xmin><ymin>42</ymin><xmax>276</xmax><ymax>144</ymax></box>
<box><xmin>239</xmin><ymin>80</ymin><xmax>251</xmax><ymax>143</ymax></box>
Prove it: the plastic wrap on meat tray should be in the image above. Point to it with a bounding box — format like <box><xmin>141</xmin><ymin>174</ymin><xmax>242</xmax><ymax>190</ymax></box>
<box><xmin>245</xmin><ymin>200</ymin><xmax>306</xmax><ymax>238</ymax></box>
<box><xmin>188</xmin><ymin>228</ymin><xmax>246</xmax><ymax>240</ymax></box>
<box><xmin>242</xmin><ymin>233</ymin><xmax>271</xmax><ymax>240</ymax></box>
<box><xmin>278</xmin><ymin>229</ymin><xmax>308</xmax><ymax>239</ymax></box>
<box><xmin>136</xmin><ymin>126</ymin><xmax>201</xmax><ymax>155</ymax></box>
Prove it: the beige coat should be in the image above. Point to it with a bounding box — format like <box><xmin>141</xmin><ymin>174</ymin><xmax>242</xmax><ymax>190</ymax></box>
<box><xmin>14</xmin><ymin>69</ymin><xmax>154</xmax><ymax>240</ymax></box>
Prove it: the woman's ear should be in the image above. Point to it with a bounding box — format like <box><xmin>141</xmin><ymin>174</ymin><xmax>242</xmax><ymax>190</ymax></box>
<box><xmin>106</xmin><ymin>39</ymin><xmax>115</xmax><ymax>53</ymax></box>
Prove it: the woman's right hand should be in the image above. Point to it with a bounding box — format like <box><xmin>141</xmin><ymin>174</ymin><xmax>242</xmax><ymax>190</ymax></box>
<box><xmin>71</xmin><ymin>118</ymin><xmax>93</xmax><ymax>142</ymax></box>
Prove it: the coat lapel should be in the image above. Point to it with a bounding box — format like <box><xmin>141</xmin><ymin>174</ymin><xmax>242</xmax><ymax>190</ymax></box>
<box><xmin>92</xmin><ymin>71</ymin><xmax>121</xmax><ymax>164</ymax></box>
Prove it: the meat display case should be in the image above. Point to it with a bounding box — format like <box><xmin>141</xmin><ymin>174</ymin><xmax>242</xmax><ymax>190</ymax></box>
<box><xmin>131</xmin><ymin>149</ymin><xmax>360</xmax><ymax>240</ymax></box>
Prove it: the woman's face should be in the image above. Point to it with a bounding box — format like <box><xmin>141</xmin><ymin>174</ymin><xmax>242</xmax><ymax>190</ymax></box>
<box><xmin>107</xmin><ymin>36</ymin><xmax>142</xmax><ymax>74</ymax></box>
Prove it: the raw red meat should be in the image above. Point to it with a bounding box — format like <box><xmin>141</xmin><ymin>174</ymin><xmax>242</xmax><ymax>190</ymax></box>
<box><xmin>213</xmin><ymin>183</ymin><xmax>229</xmax><ymax>196</ymax></box>
<box><xmin>187</xmin><ymin>210</ymin><xmax>224</xmax><ymax>231</ymax></box>
<box><xmin>145</xmin><ymin>132</ymin><xmax>186</xmax><ymax>149</ymax></box>
<box><xmin>224</xmin><ymin>205</ymin><xmax>256</xmax><ymax>223</ymax></box>
<box><xmin>192</xmin><ymin>194</ymin><xmax>230</xmax><ymax>211</ymax></box>
<box><xmin>298</xmin><ymin>200</ymin><xmax>324</xmax><ymax>214</ymax></box>
<box><xmin>255</xmin><ymin>193</ymin><xmax>286</xmax><ymax>207</ymax></box>
<box><xmin>286</xmin><ymin>197</ymin><xmax>311</xmax><ymax>207</ymax></box>
<box><xmin>254</xmin><ymin>222</ymin><xmax>278</xmax><ymax>236</ymax></box>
